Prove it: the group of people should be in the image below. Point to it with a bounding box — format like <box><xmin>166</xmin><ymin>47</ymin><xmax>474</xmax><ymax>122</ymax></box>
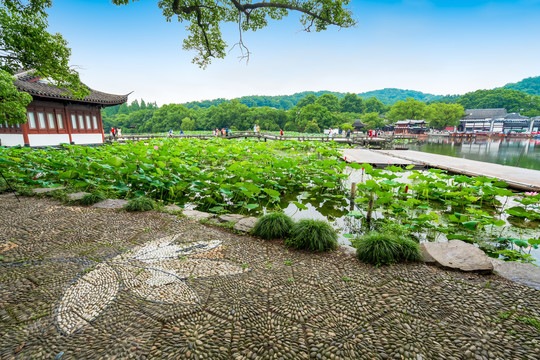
<box><xmin>213</xmin><ymin>128</ymin><xmax>232</xmax><ymax>136</ymax></box>
<box><xmin>110</xmin><ymin>127</ymin><xmax>122</xmax><ymax>139</ymax></box>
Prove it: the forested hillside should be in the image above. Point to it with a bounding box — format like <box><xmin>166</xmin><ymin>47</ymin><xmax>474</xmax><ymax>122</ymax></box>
<box><xmin>432</xmin><ymin>89</ymin><xmax>540</xmax><ymax>117</ymax></box>
<box><xmin>102</xmin><ymin>76</ymin><xmax>540</xmax><ymax>134</ymax></box>
<box><xmin>181</xmin><ymin>89</ymin><xmax>440</xmax><ymax>110</ymax></box>
<box><xmin>357</xmin><ymin>88</ymin><xmax>441</xmax><ymax>104</ymax></box>
<box><xmin>502</xmin><ymin>76</ymin><xmax>540</xmax><ymax>96</ymax></box>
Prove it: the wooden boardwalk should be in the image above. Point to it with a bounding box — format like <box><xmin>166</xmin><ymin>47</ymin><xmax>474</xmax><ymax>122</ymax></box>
<box><xmin>341</xmin><ymin>149</ymin><xmax>540</xmax><ymax>191</ymax></box>
<box><xmin>341</xmin><ymin>149</ymin><xmax>420</xmax><ymax>167</ymax></box>
<box><xmin>380</xmin><ymin>150</ymin><xmax>540</xmax><ymax>192</ymax></box>
<box><xmin>110</xmin><ymin>132</ymin><xmax>391</xmax><ymax>147</ymax></box>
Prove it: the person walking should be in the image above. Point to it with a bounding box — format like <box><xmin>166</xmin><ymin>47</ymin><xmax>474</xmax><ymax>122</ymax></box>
<box><xmin>280</xmin><ymin>129</ymin><xmax>284</xmax><ymax>136</ymax></box>
<box><xmin>111</xmin><ymin>127</ymin><xmax>116</xmax><ymax>140</ymax></box>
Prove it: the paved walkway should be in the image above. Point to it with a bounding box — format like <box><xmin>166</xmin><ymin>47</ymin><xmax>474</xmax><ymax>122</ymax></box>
<box><xmin>1</xmin><ymin>194</ymin><xmax>539</xmax><ymax>359</ymax></box>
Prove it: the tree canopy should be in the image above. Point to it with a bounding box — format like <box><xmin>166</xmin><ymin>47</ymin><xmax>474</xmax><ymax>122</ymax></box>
<box><xmin>0</xmin><ymin>69</ymin><xmax>32</xmax><ymax>124</ymax></box>
<box><xmin>0</xmin><ymin>0</ymin><xmax>87</xmax><ymax>98</ymax></box>
<box><xmin>112</xmin><ymin>0</ymin><xmax>356</xmax><ymax>67</ymax></box>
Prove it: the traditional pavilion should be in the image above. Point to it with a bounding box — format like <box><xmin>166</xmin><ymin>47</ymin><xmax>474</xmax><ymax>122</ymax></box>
<box><xmin>0</xmin><ymin>70</ymin><xmax>128</xmax><ymax>147</ymax></box>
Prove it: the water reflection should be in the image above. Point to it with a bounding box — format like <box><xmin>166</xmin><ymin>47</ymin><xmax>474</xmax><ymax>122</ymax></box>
<box><xmin>407</xmin><ymin>138</ymin><xmax>540</xmax><ymax>170</ymax></box>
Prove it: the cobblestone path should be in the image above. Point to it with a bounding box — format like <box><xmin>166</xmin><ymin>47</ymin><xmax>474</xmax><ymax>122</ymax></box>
<box><xmin>0</xmin><ymin>194</ymin><xmax>539</xmax><ymax>359</ymax></box>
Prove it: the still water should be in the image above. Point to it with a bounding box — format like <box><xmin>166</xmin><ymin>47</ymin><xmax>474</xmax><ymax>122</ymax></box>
<box><xmin>406</xmin><ymin>137</ymin><xmax>540</xmax><ymax>171</ymax></box>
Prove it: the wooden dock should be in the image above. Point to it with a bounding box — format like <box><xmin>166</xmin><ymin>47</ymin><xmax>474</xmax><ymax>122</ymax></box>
<box><xmin>341</xmin><ymin>149</ymin><xmax>421</xmax><ymax>168</ymax></box>
<box><xmin>341</xmin><ymin>149</ymin><xmax>540</xmax><ymax>192</ymax></box>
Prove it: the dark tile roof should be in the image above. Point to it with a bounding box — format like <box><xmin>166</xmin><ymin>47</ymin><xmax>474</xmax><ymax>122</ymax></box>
<box><xmin>463</xmin><ymin>108</ymin><xmax>507</xmax><ymax>120</ymax></box>
<box><xmin>14</xmin><ymin>70</ymin><xmax>128</xmax><ymax>106</ymax></box>
<box><xmin>500</xmin><ymin>113</ymin><xmax>529</xmax><ymax>120</ymax></box>
<box><xmin>395</xmin><ymin>120</ymin><xmax>426</xmax><ymax>125</ymax></box>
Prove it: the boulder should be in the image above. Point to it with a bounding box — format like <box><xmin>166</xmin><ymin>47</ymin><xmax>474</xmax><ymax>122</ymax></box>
<box><xmin>91</xmin><ymin>199</ymin><xmax>129</xmax><ymax>209</ymax></box>
<box><xmin>68</xmin><ymin>192</ymin><xmax>89</xmax><ymax>201</ymax></box>
<box><xmin>33</xmin><ymin>187</ymin><xmax>65</xmax><ymax>194</ymax></box>
<box><xmin>218</xmin><ymin>214</ymin><xmax>245</xmax><ymax>223</ymax></box>
<box><xmin>183</xmin><ymin>209</ymin><xmax>214</xmax><ymax>221</ymax></box>
<box><xmin>420</xmin><ymin>240</ymin><xmax>493</xmax><ymax>274</ymax></box>
<box><xmin>490</xmin><ymin>258</ymin><xmax>540</xmax><ymax>290</ymax></box>
<box><xmin>234</xmin><ymin>217</ymin><xmax>258</xmax><ymax>232</ymax></box>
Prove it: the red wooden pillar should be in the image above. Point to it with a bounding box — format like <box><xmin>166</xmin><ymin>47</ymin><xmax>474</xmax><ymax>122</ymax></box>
<box><xmin>22</xmin><ymin>122</ymin><xmax>30</xmax><ymax>147</ymax></box>
<box><xmin>63</xmin><ymin>104</ymin><xmax>74</xmax><ymax>144</ymax></box>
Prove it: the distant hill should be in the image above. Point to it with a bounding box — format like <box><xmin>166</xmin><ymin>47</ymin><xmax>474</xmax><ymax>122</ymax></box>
<box><xmin>501</xmin><ymin>76</ymin><xmax>540</xmax><ymax>96</ymax></box>
<box><xmin>182</xmin><ymin>89</ymin><xmax>441</xmax><ymax>110</ymax></box>
<box><xmin>357</xmin><ymin>88</ymin><xmax>442</xmax><ymax>105</ymax></box>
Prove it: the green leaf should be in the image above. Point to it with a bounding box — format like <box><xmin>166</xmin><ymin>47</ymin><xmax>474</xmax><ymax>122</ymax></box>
<box><xmin>263</xmin><ymin>188</ymin><xmax>280</xmax><ymax>198</ymax></box>
<box><xmin>463</xmin><ymin>221</ymin><xmax>479</xmax><ymax>230</ymax></box>
<box><xmin>107</xmin><ymin>156</ymin><xmax>125</xmax><ymax>167</ymax></box>
<box><xmin>244</xmin><ymin>203</ymin><xmax>258</xmax><ymax>210</ymax></box>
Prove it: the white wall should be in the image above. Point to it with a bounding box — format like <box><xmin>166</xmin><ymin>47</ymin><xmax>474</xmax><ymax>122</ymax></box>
<box><xmin>28</xmin><ymin>134</ymin><xmax>71</xmax><ymax>147</ymax></box>
<box><xmin>0</xmin><ymin>134</ymin><xmax>25</xmax><ymax>147</ymax></box>
<box><xmin>71</xmin><ymin>133</ymin><xmax>103</xmax><ymax>145</ymax></box>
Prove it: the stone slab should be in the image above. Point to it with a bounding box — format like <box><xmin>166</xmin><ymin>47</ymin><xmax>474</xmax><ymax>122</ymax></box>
<box><xmin>163</xmin><ymin>204</ymin><xmax>182</xmax><ymax>213</ymax></box>
<box><xmin>183</xmin><ymin>209</ymin><xmax>214</xmax><ymax>221</ymax></box>
<box><xmin>68</xmin><ymin>192</ymin><xmax>89</xmax><ymax>201</ymax></box>
<box><xmin>234</xmin><ymin>217</ymin><xmax>258</xmax><ymax>232</ymax></box>
<box><xmin>91</xmin><ymin>199</ymin><xmax>129</xmax><ymax>209</ymax></box>
<box><xmin>490</xmin><ymin>258</ymin><xmax>540</xmax><ymax>290</ymax></box>
<box><xmin>420</xmin><ymin>240</ymin><xmax>493</xmax><ymax>274</ymax></box>
<box><xmin>218</xmin><ymin>214</ymin><xmax>245</xmax><ymax>223</ymax></box>
<box><xmin>32</xmin><ymin>187</ymin><xmax>65</xmax><ymax>194</ymax></box>
<box><xmin>340</xmin><ymin>245</ymin><xmax>357</xmax><ymax>256</ymax></box>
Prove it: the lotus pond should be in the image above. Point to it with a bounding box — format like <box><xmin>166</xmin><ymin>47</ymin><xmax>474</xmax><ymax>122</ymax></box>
<box><xmin>1</xmin><ymin>138</ymin><xmax>538</xmax><ymax>263</ymax></box>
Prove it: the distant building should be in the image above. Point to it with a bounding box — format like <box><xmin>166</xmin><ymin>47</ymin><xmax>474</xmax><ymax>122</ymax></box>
<box><xmin>459</xmin><ymin>109</ymin><xmax>539</xmax><ymax>133</ymax></box>
<box><xmin>0</xmin><ymin>70</ymin><xmax>128</xmax><ymax>147</ymax></box>
<box><xmin>394</xmin><ymin>120</ymin><xmax>427</xmax><ymax>134</ymax></box>
<box><xmin>459</xmin><ymin>108</ymin><xmax>507</xmax><ymax>132</ymax></box>
<box><xmin>352</xmin><ymin>119</ymin><xmax>367</xmax><ymax>131</ymax></box>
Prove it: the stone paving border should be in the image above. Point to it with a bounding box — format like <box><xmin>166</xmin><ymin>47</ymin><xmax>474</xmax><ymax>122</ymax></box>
<box><xmin>1</xmin><ymin>194</ymin><xmax>539</xmax><ymax>360</ymax></box>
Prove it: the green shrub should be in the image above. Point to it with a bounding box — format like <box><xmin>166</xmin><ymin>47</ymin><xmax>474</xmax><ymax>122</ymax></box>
<box><xmin>286</xmin><ymin>219</ymin><xmax>338</xmax><ymax>251</ymax></box>
<box><xmin>355</xmin><ymin>231</ymin><xmax>421</xmax><ymax>267</ymax></box>
<box><xmin>252</xmin><ymin>212</ymin><xmax>294</xmax><ymax>240</ymax></box>
<box><xmin>77</xmin><ymin>192</ymin><xmax>106</xmax><ymax>206</ymax></box>
<box><xmin>124</xmin><ymin>197</ymin><xmax>156</xmax><ymax>212</ymax></box>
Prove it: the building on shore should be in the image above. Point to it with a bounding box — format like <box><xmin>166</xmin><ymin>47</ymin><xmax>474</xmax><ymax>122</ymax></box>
<box><xmin>459</xmin><ymin>109</ymin><xmax>540</xmax><ymax>133</ymax></box>
<box><xmin>459</xmin><ymin>108</ymin><xmax>508</xmax><ymax>132</ymax></box>
<box><xmin>394</xmin><ymin>120</ymin><xmax>427</xmax><ymax>134</ymax></box>
<box><xmin>0</xmin><ymin>70</ymin><xmax>128</xmax><ymax>147</ymax></box>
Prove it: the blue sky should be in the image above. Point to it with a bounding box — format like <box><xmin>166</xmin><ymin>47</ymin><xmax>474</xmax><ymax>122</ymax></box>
<box><xmin>47</xmin><ymin>0</ymin><xmax>540</xmax><ymax>105</ymax></box>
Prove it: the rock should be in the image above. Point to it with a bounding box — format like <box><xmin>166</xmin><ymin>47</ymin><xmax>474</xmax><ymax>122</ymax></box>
<box><xmin>91</xmin><ymin>199</ymin><xmax>129</xmax><ymax>209</ymax></box>
<box><xmin>420</xmin><ymin>240</ymin><xmax>493</xmax><ymax>274</ymax></box>
<box><xmin>32</xmin><ymin>187</ymin><xmax>65</xmax><ymax>194</ymax></box>
<box><xmin>490</xmin><ymin>258</ymin><xmax>540</xmax><ymax>290</ymax></box>
<box><xmin>339</xmin><ymin>245</ymin><xmax>356</xmax><ymax>256</ymax></box>
<box><xmin>183</xmin><ymin>209</ymin><xmax>214</xmax><ymax>221</ymax></box>
<box><xmin>163</xmin><ymin>204</ymin><xmax>182</xmax><ymax>213</ymax></box>
<box><xmin>68</xmin><ymin>192</ymin><xmax>89</xmax><ymax>201</ymax></box>
<box><xmin>234</xmin><ymin>217</ymin><xmax>258</xmax><ymax>232</ymax></box>
<box><xmin>217</xmin><ymin>214</ymin><xmax>245</xmax><ymax>223</ymax></box>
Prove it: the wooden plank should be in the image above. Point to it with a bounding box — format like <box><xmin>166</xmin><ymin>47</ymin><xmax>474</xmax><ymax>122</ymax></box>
<box><xmin>341</xmin><ymin>149</ymin><xmax>418</xmax><ymax>167</ymax></box>
<box><xmin>379</xmin><ymin>150</ymin><xmax>540</xmax><ymax>192</ymax></box>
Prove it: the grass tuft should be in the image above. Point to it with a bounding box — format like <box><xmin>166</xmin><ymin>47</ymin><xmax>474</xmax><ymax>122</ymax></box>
<box><xmin>355</xmin><ymin>231</ymin><xmax>421</xmax><ymax>267</ymax></box>
<box><xmin>252</xmin><ymin>212</ymin><xmax>294</xmax><ymax>240</ymax></box>
<box><xmin>124</xmin><ymin>197</ymin><xmax>156</xmax><ymax>212</ymax></box>
<box><xmin>77</xmin><ymin>192</ymin><xmax>106</xmax><ymax>206</ymax></box>
<box><xmin>286</xmin><ymin>219</ymin><xmax>338</xmax><ymax>252</ymax></box>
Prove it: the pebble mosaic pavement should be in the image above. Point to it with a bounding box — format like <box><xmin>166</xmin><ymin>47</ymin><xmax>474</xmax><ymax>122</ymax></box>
<box><xmin>0</xmin><ymin>194</ymin><xmax>539</xmax><ymax>360</ymax></box>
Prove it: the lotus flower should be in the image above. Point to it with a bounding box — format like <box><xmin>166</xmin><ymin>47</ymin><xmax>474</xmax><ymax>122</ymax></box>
<box><xmin>525</xmin><ymin>192</ymin><xmax>539</xmax><ymax>196</ymax></box>
<box><xmin>154</xmin><ymin>146</ymin><xmax>159</xmax><ymax>150</ymax></box>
